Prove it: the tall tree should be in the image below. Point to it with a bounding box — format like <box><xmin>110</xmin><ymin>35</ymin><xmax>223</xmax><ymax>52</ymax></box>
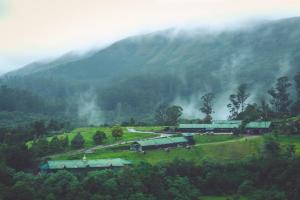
<box><xmin>268</xmin><ymin>76</ymin><xmax>292</xmax><ymax>115</ymax></box>
<box><xmin>165</xmin><ymin>105</ymin><xmax>183</xmax><ymax>126</ymax></box>
<box><xmin>292</xmin><ymin>72</ymin><xmax>300</xmax><ymax>114</ymax></box>
<box><xmin>200</xmin><ymin>93</ymin><xmax>215</xmax><ymax>123</ymax></box>
<box><xmin>227</xmin><ymin>83</ymin><xmax>250</xmax><ymax>119</ymax></box>
<box><xmin>154</xmin><ymin>104</ymin><xmax>167</xmax><ymax>125</ymax></box>
<box><xmin>259</xmin><ymin>99</ymin><xmax>271</xmax><ymax>120</ymax></box>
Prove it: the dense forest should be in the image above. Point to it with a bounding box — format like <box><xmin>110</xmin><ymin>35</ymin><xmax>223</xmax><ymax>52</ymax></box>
<box><xmin>2</xmin><ymin>17</ymin><xmax>300</xmax><ymax>125</ymax></box>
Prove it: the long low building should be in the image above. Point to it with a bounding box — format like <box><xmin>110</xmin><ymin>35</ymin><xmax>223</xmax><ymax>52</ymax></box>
<box><xmin>177</xmin><ymin>120</ymin><xmax>272</xmax><ymax>134</ymax></box>
<box><xmin>245</xmin><ymin>121</ymin><xmax>272</xmax><ymax>134</ymax></box>
<box><xmin>177</xmin><ymin>123</ymin><xmax>240</xmax><ymax>133</ymax></box>
<box><xmin>131</xmin><ymin>137</ymin><xmax>189</xmax><ymax>151</ymax></box>
<box><xmin>40</xmin><ymin>158</ymin><xmax>131</xmax><ymax>172</ymax></box>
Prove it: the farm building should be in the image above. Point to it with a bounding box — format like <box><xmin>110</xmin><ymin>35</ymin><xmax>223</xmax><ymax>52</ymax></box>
<box><xmin>40</xmin><ymin>157</ymin><xmax>131</xmax><ymax>172</ymax></box>
<box><xmin>212</xmin><ymin>120</ymin><xmax>242</xmax><ymax>125</ymax></box>
<box><xmin>177</xmin><ymin>123</ymin><xmax>240</xmax><ymax>133</ymax></box>
<box><xmin>130</xmin><ymin>136</ymin><xmax>189</xmax><ymax>151</ymax></box>
<box><xmin>245</xmin><ymin>121</ymin><xmax>272</xmax><ymax>134</ymax></box>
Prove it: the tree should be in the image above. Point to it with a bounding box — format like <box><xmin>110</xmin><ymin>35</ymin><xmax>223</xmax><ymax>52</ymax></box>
<box><xmin>49</xmin><ymin>136</ymin><xmax>62</xmax><ymax>153</ymax></box>
<box><xmin>200</xmin><ymin>93</ymin><xmax>215</xmax><ymax>123</ymax></box>
<box><xmin>154</xmin><ymin>104</ymin><xmax>167</xmax><ymax>125</ymax></box>
<box><xmin>60</xmin><ymin>135</ymin><xmax>69</xmax><ymax>148</ymax></box>
<box><xmin>268</xmin><ymin>76</ymin><xmax>292</xmax><ymax>115</ymax></box>
<box><xmin>237</xmin><ymin>104</ymin><xmax>261</xmax><ymax>122</ymax></box>
<box><xmin>111</xmin><ymin>125</ymin><xmax>123</xmax><ymax>140</ymax></box>
<box><xmin>71</xmin><ymin>132</ymin><xmax>85</xmax><ymax>149</ymax></box>
<box><xmin>47</xmin><ymin>119</ymin><xmax>60</xmax><ymax>131</ymax></box>
<box><xmin>32</xmin><ymin>120</ymin><xmax>46</xmax><ymax>138</ymax></box>
<box><xmin>165</xmin><ymin>105</ymin><xmax>183</xmax><ymax>126</ymax></box>
<box><xmin>93</xmin><ymin>131</ymin><xmax>107</xmax><ymax>145</ymax></box>
<box><xmin>259</xmin><ymin>99</ymin><xmax>271</xmax><ymax>120</ymax></box>
<box><xmin>292</xmin><ymin>72</ymin><xmax>300</xmax><ymax>114</ymax></box>
<box><xmin>227</xmin><ymin>84</ymin><xmax>250</xmax><ymax>119</ymax></box>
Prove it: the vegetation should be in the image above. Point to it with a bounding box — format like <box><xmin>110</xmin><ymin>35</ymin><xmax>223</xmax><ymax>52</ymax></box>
<box><xmin>200</xmin><ymin>93</ymin><xmax>215</xmax><ymax>123</ymax></box>
<box><xmin>71</xmin><ymin>132</ymin><xmax>85</xmax><ymax>149</ymax></box>
<box><xmin>2</xmin><ymin>137</ymin><xmax>300</xmax><ymax>199</ymax></box>
<box><xmin>93</xmin><ymin>130</ymin><xmax>107</xmax><ymax>145</ymax></box>
<box><xmin>111</xmin><ymin>125</ymin><xmax>124</xmax><ymax>140</ymax></box>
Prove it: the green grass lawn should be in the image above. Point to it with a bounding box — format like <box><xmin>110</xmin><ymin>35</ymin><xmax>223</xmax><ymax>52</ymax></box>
<box><xmin>194</xmin><ymin>134</ymin><xmax>241</xmax><ymax>144</ymax></box>
<box><xmin>276</xmin><ymin>135</ymin><xmax>300</xmax><ymax>154</ymax></box>
<box><xmin>133</xmin><ymin>126</ymin><xmax>168</xmax><ymax>132</ymax></box>
<box><xmin>27</xmin><ymin>126</ymin><xmax>160</xmax><ymax>148</ymax></box>
<box><xmin>55</xmin><ymin>135</ymin><xmax>263</xmax><ymax>164</ymax></box>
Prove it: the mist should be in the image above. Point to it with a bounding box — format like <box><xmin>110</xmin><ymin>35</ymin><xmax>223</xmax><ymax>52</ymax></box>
<box><xmin>77</xmin><ymin>89</ymin><xmax>104</xmax><ymax>126</ymax></box>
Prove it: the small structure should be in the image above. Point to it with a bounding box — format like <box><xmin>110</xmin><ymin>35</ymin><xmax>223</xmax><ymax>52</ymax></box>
<box><xmin>40</xmin><ymin>158</ymin><xmax>131</xmax><ymax>172</ymax></box>
<box><xmin>245</xmin><ymin>121</ymin><xmax>272</xmax><ymax>134</ymax></box>
<box><xmin>130</xmin><ymin>137</ymin><xmax>188</xmax><ymax>151</ymax></box>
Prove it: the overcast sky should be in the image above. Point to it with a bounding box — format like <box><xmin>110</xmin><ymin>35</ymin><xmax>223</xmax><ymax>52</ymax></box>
<box><xmin>1</xmin><ymin>0</ymin><xmax>300</xmax><ymax>74</ymax></box>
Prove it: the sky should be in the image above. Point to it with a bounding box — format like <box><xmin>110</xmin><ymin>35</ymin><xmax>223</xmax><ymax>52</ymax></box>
<box><xmin>1</xmin><ymin>0</ymin><xmax>300</xmax><ymax>74</ymax></box>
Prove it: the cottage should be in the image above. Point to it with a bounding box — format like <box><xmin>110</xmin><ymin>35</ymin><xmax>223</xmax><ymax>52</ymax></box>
<box><xmin>130</xmin><ymin>137</ymin><xmax>189</xmax><ymax>151</ymax></box>
<box><xmin>40</xmin><ymin>157</ymin><xmax>131</xmax><ymax>172</ymax></box>
<box><xmin>245</xmin><ymin>121</ymin><xmax>272</xmax><ymax>134</ymax></box>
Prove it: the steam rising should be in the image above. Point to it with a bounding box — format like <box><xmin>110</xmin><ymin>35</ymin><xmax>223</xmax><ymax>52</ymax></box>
<box><xmin>78</xmin><ymin>89</ymin><xmax>103</xmax><ymax>125</ymax></box>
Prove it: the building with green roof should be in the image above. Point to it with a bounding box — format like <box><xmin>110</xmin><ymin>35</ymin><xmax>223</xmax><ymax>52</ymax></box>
<box><xmin>177</xmin><ymin>123</ymin><xmax>240</xmax><ymax>133</ymax></box>
<box><xmin>131</xmin><ymin>137</ymin><xmax>189</xmax><ymax>151</ymax></box>
<box><xmin>40</xmin><ymin>158</ymin><xmax>131</xmax><ymax>172</ymax></box>
<box><xmin>212</xmin><ymin>120</ymin><xmax>242</xmax><ymax>125</ymax></box>
<box><xmin>245</xmin><ymin>121</ymin><xmax>272</xmax><ymax>134</ymax></box>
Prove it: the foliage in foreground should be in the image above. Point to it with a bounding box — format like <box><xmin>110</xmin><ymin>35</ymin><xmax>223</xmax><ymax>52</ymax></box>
<box><xmin>1</xmin><ymin>137</ymin><xmax>300</xmax><ymax>200</ymax></box>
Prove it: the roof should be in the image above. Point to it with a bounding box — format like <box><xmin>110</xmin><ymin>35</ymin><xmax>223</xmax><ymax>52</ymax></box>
<box><xmin>245</xmin><ymin>121</ymin><xmax>271</xmax><ymax>129</ymax></box>
<box><xmin>178</xmin><ymin>123</ymin><xmax>240</xmax><ymax>129</ymax></box>
<box><xmin>212</xmin><ymin>120</ymin><xmax>242</xmax><ymax>125</ymax></box>
<box><xmin>136</xmin><ymin>137</ymin><xmax>188</xmax><ymax>147</ymax></box>
<box><xmin>45</xmin><ymin>158</ymin><xmax>131</xmax><ymax>170</ymax></box>
<box><xmin>181</xmin><ymin>133</ymin><xmax>194</xmax><ymax>137</ymax></box>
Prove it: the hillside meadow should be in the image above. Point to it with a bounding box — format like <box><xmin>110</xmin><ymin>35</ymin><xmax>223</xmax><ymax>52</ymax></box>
<box><xmin>27</xmin><ymin>126</ymin><xmax>161</xmax><ymax>148</ymax></box>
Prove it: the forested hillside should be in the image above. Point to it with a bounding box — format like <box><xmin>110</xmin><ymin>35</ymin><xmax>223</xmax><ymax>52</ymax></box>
<box><xmin>2</xmin><ymin>17</ymin><xmax>300</xmax><ymax>124</ymax></box>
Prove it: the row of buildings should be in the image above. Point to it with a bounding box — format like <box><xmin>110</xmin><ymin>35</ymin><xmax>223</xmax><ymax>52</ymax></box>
<box><xmin>41</xmin><ymin>120</ymin><xmax>272</xmax><ymax>172</ymax></box>
<box><xmin>176</xmin><ymin>120</ymin><xmax>272</xmax><ymax>134</ymax></box>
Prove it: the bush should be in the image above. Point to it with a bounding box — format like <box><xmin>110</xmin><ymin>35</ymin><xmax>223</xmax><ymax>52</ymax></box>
<box><xmin>111</xmin><ymin>125</ymin><xmax>123</xmax><ymax>139</ymax></box>
<box><xmin>93</xmin><ymin>131</ymin><xmax>107</xmax><ymax>145</ymax></box>
<box><xmin>71</xmin><ymin>132</ymin><xmax>85</xmax><ymax>149</ymax></box>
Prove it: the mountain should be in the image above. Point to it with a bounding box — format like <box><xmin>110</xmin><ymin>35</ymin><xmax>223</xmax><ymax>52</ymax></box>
<box><xmin>2</xmin><ymin>17</ymin><xmax>300</xmax><ymax>124</ymax></box>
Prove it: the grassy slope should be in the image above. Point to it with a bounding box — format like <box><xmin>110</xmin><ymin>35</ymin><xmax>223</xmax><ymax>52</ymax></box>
<box><xmin>27</xmin><ymin>126</ymin><xmax>160</xmax><ymax>148</ymax></box>
<box><xmin>277</xmin><ymin>135</ymin><xmax>300</xmax><ymax>154</ymax></box>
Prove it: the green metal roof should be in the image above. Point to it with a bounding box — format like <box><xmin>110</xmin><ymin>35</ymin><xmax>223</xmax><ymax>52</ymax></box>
<box><xmin>212</xmin><ymin>120</ymin><xmax>242</xmax><ymax>125</ymax></box>
<box><xmin>245</xmin><ymin>121</ymin><xmax>271</xmax><ymax>129</ymax></box>
<box><xmin>181</xmin><ymin>133</ymin><xmax>194</xmax><ymax>137</ymax></box>
<box><xmin>46</xmin><ymin>158</ymin><xmax>131</xmax><ymax>169</ymax></box>
<box><xmin>136</xmin><ymin>137</ymin><xmax>188</xmax><ymax>147</ymax></box>
<box><xmin>178</xmin><ymin>123</ymin><xmax>240</xmax><ymax>129</ymax></box>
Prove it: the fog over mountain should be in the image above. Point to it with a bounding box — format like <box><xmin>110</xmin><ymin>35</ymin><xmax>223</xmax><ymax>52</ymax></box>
<box><xmin>2</xmin><ymin>17</ymin><xmax>300</xmax><ymax>124</ymax></box>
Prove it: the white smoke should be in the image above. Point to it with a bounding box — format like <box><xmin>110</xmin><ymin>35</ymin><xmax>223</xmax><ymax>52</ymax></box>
<box><xmin>77</xmin><ymin>89</ymin><xmax>104</xmax><ymax>125</ymax></box>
